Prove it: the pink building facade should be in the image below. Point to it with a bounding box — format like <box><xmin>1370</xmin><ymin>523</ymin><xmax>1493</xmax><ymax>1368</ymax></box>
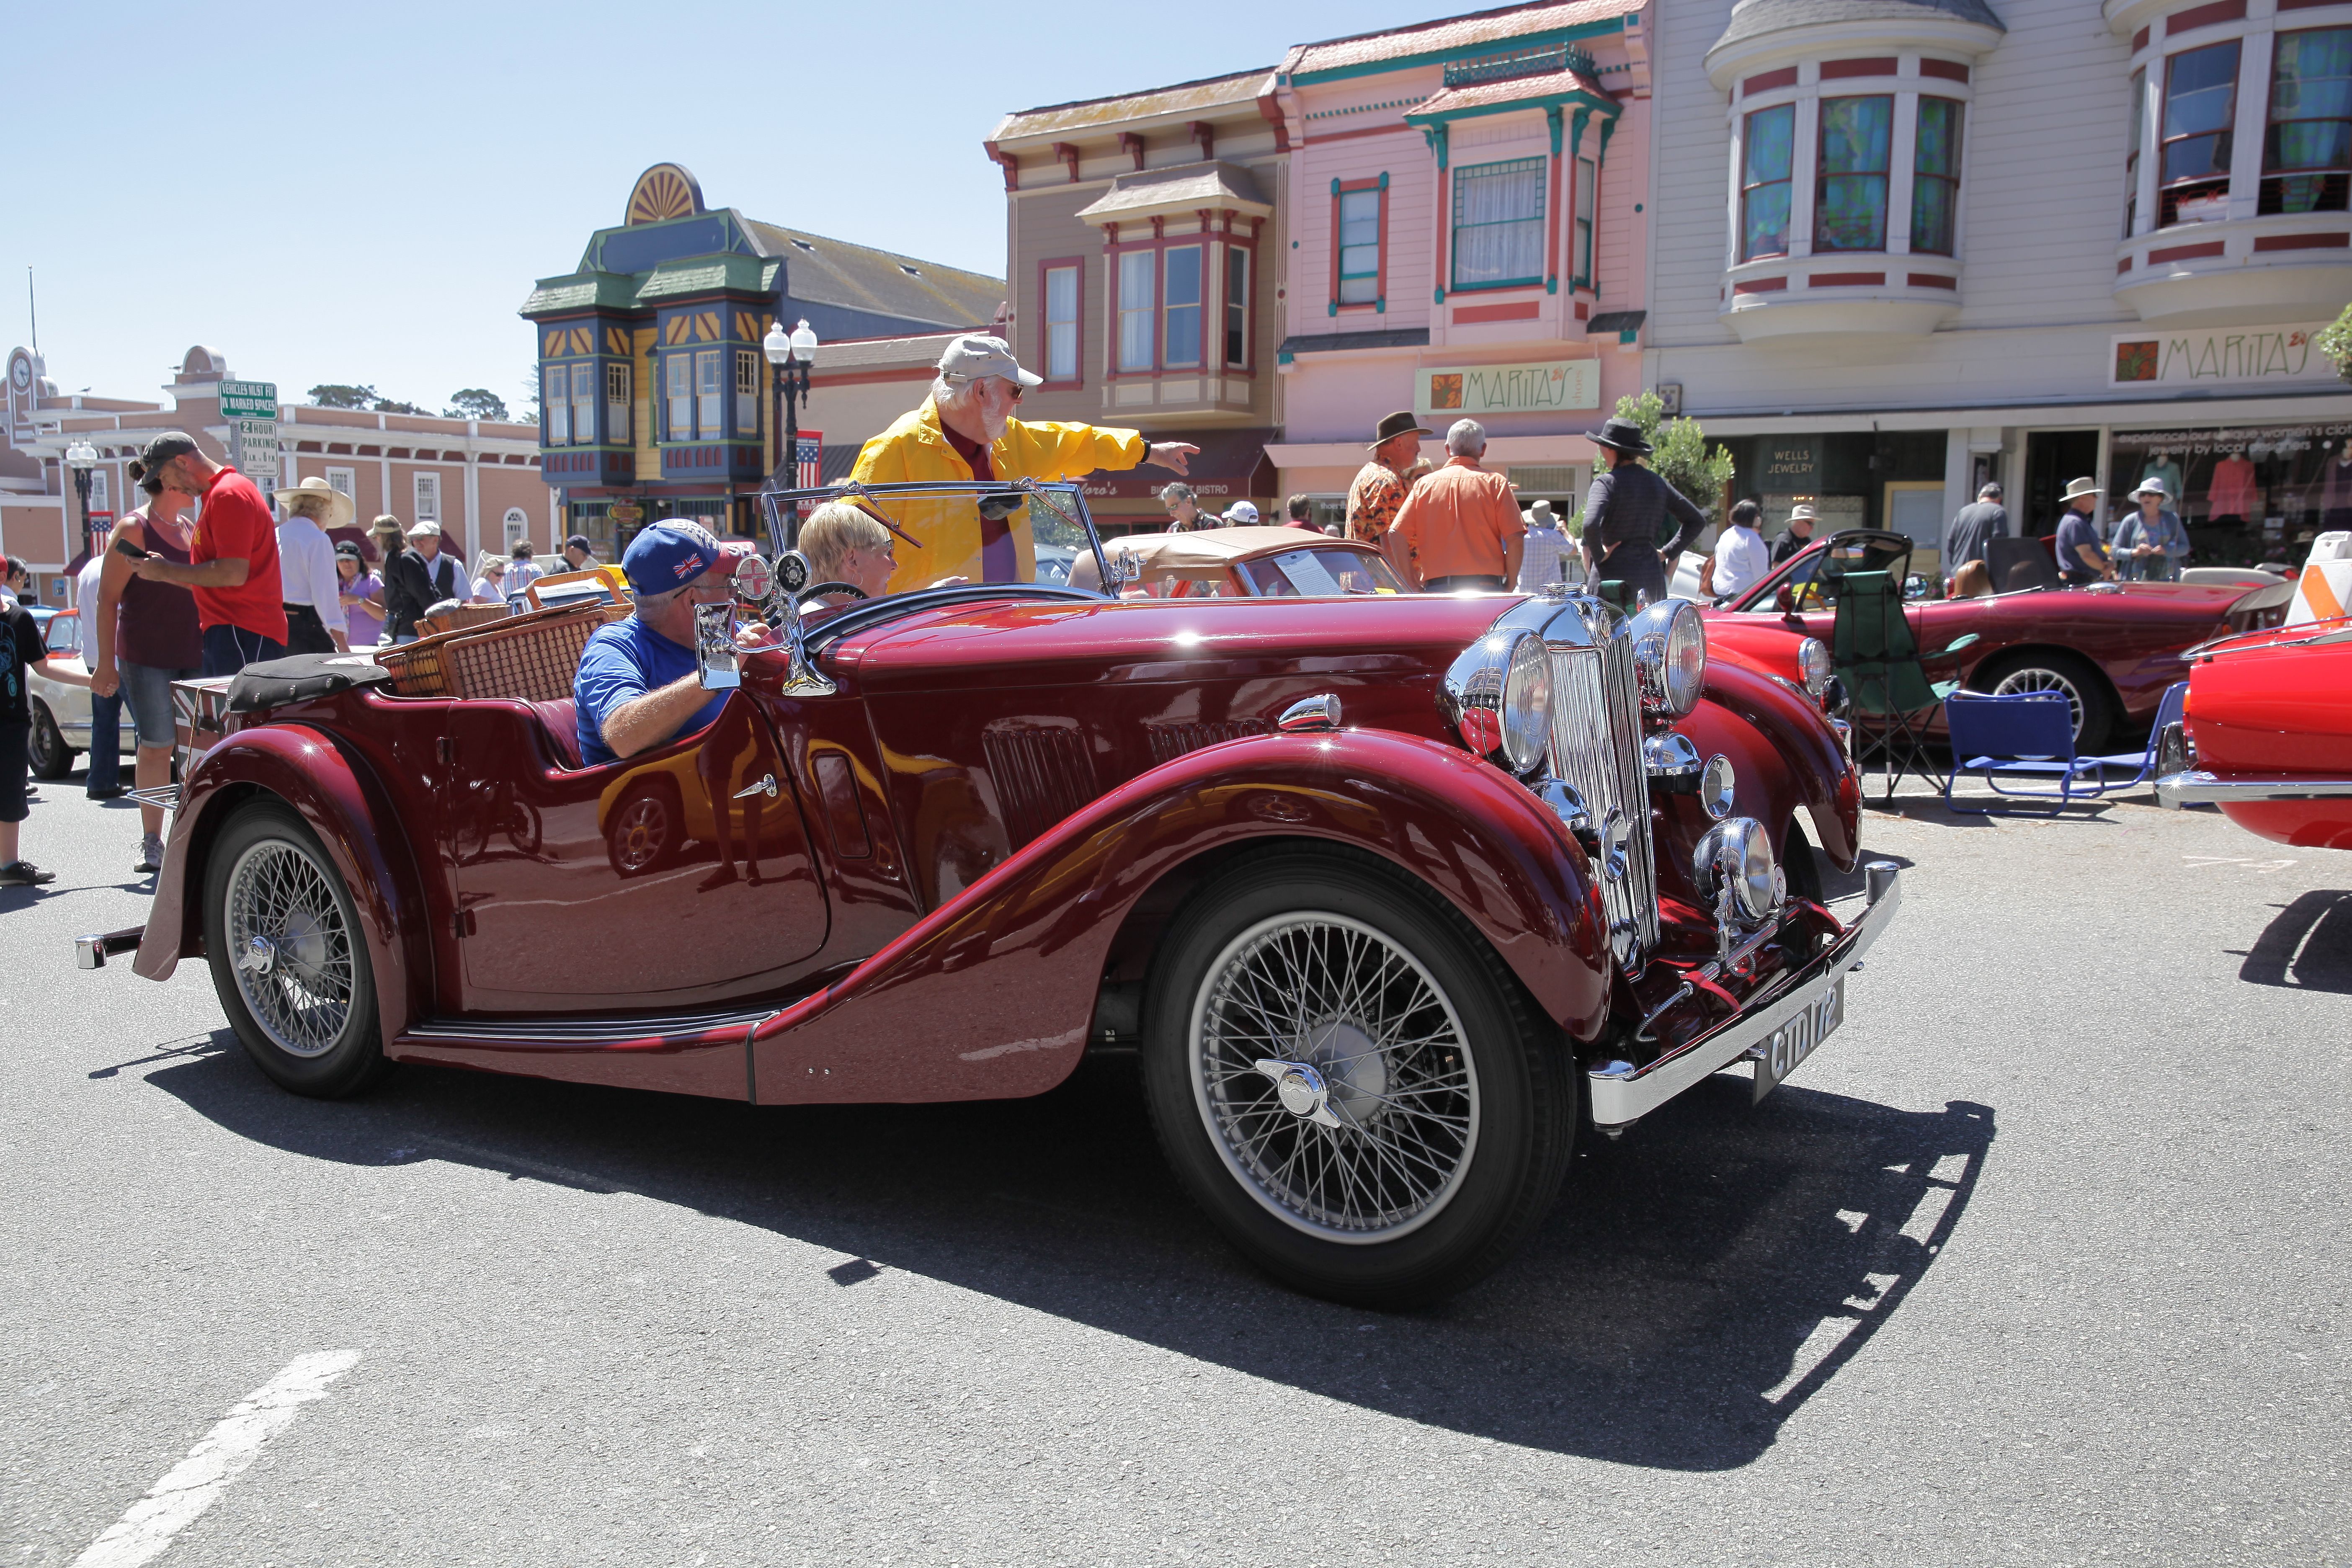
<box><xmin>1262</xmin><ymin>0</ymin><xmax>1656</xmax><ymax>522</ymax></box>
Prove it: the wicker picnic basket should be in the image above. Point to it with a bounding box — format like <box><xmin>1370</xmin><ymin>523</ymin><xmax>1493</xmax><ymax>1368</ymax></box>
<box><xmin>418</xmin><ymin>603</ymin><xmax>511</xmax><ymax>637</ymax></box>
<box><xmin>376</xmin><ymin>602</ymin><xmax>629</xmax><ymax>701</ymax></box>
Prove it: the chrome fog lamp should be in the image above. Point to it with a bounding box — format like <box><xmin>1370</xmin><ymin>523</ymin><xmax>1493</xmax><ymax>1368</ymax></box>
<box><xmin>1441</xmin><ymin>629</ymin><xmax>1551</xmax><ymax>775</ymax></box>
<box><xmin>1629</xmin><ymin>599</ymin><xmax>1706</xmax><ymax>718</ymax></box>
<box><xmin>1796</xmin><ymin>636</ymin><xmax>1833</xmax><ymax>698</ymax></box>
<box><xmin>1691</xmin><ymin>816</ymin><xmax>1781</xmax><ymax>925</ymax></box>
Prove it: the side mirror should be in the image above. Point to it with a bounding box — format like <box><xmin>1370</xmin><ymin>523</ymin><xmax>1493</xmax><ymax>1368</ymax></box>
<box><xmin>1775</xmin><ymin>584</ymin><xmax>1797</xmax><ymax>614</ymax></box>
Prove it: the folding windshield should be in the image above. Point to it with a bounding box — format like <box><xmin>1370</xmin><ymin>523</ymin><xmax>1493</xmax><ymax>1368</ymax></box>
<box><xmin>1729</xmin><ymin>532</ymin><xmax>1915</xmax><ymax>613</ymax></box>
<box><xmin>758</xmin><ymin>480</ymin><xmax>1114</xmax><ymax>599</ymax></box>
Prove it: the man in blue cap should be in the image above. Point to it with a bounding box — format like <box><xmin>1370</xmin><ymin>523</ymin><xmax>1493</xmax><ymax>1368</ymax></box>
<box><xmin>573</xmin><ymin>520</ymin><xmax>751</xmax><ymax>769</ymax></box>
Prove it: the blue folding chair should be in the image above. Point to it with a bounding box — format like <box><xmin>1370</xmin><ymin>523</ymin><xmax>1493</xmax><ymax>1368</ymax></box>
<box><xmin>1943</xmin><ymin>690</ymin><xmax>2112</xmax><ymax>815</ymax></box>
<box><xmin>2077</xmin><ymin>680</ymin><xmax>2189</xmax><ymax>789</ymax></box>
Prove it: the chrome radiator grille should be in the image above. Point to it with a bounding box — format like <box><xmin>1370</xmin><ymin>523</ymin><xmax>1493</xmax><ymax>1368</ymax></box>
<box><xmin>1547</xmin><ymin>622</ymin><xmax>1659</xmax><ymax>967</ymax></box>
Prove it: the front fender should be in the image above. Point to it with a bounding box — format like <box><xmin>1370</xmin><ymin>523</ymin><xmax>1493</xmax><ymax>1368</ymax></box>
<box><xmin>134</xmin><ymin>725</ymin><xmax>431</xmax><ymax>1046</ymax></box>
<box><xmin>1689</xmin><ymin>659</ymin><xmax>1861</xmax><ymax>873</ymax></box>
<box><xmin>748</xmin><ymin>728</ymin><xmax>1609</xmax><ymax>1105</ymax></box>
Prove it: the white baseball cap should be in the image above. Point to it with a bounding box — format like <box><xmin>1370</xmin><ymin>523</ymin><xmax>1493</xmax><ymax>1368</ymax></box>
<box><xmin>1224</xmin><ymin>500</ymin><xmax>1261</xmax><ymax>524</ymax></box>
<box><xmin>938</xmin><ymin>333</ymin><xmax>1042</xmax><ymax>388</ymax></box>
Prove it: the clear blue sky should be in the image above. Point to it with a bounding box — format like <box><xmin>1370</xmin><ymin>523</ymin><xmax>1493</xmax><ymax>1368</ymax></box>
<box><xmin>10</xmin><ymin>0</ymin><xmax>1444</xmax><ymax>420</ymax></box>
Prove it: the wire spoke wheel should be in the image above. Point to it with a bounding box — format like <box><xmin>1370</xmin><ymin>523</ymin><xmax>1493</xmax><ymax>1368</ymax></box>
<box><xmin>223</xmin><ymin>838</ymin><xmax>356</xmax><ymax>1060</ymax></box>
<box><xmin>1991</xmin><ymin>666</ymin><xmax>2085</xmax><ymax>739</ymax></box>
<box><xmin>1190</xmin><ymin>912</ymin><xmax>1479</xmax><ymax>1243</ymax></box>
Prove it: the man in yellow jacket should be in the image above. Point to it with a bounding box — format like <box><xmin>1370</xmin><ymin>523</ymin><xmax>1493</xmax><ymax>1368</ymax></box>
<box><xmin>848</xmin><ymin>334</ymin><xmax>1196</xmax><ymax>596</ymax></box>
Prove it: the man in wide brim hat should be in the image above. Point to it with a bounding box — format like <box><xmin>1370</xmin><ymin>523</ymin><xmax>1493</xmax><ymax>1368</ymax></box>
<box><xmin>272</xmin><ymin>475</ymin><xmax>355</xmax><ymax>531</ymax></box>
<box><xmin>1346</xmin><ymin>411</ymin><xmax>1434</xmax><ymax>548</ymax></box>
<box><xmin>2055</xmin><ymin>475</ymin><xmax>2112</xmax><ymax>584</ymax></box>
<box><xmin>1586</xmin><ymin>415</ymin><xmax>1654</xmax><ymax>456</ymax></box>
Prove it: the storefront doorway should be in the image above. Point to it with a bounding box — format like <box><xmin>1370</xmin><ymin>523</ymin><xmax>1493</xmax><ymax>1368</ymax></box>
<box><xmin>2022</xmin><ymin>430</ymin><xmax>2099</xmax><ymax>538</ymax></box>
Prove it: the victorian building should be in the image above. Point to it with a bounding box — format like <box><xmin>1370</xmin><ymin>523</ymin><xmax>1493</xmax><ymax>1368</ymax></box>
<box><xmin>1648</xmin><ymin>0</ymin><xmax>2352</xmax><ymax>565</ymax></box>
<box><xmin>522</xmin><ymin>165</ymin><xmax>1006</xmax><ymax>558</ymax></box>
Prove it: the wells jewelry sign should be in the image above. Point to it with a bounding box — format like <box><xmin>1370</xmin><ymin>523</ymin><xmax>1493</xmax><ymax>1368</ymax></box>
<box><xmin>1416</xmin><ymin>360</ymin><xmax>1601</xmax><ymax>419</ymax></box>
<box><xmin>2109</xmin><ymin>323</ymin><xmax>2332</xmax><ymax>389</ymax></box>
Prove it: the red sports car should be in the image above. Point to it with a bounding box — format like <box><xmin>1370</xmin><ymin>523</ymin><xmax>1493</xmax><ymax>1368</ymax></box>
<box><xmin>76</xmin><ymin>481</ymin><xmax>1900</xmax><ymax>1306</ymax></box>
<box><xmin>1704</xmin><ymin>529</ymin><xmax>2276</xmax><ymax>752</ymax></box>
<box><xmin>2156</xmin><ymin>616</ymin><xmax>2352</xmax><ymax>848</ymax></box>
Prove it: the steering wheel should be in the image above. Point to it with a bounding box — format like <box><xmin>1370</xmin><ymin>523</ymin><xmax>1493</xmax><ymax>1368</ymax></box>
<box><xmin>805</xmin><ymin>582</ymin><xmax>868</xmax><ymax>601</ymax></box>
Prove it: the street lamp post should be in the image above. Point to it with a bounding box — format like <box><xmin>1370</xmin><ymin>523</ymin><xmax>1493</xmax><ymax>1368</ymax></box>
<box><xmin>762</xmin><ymin>315</ymin><xmax>820</xmax><ymax>509</ymax></box>
<box><xmin>65</xmin><ymin>439</ymin><xmax>99</xmax><ymax>570</ymax></box>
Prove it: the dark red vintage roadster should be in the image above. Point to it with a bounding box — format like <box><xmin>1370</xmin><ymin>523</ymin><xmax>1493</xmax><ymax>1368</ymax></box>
<box><xmin>79</xmin><ymin>480</ymin><xmax>1900</xmax><ymax>1305</ymax></box>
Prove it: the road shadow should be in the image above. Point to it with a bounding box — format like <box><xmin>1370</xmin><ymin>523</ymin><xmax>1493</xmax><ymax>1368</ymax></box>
<box><xmin>143</xmin><ymin>1044</ymin><xmax>1993</xmax><ymax>1471</ymax></box>
<box><xmin>2236</xmin><ymin>890</ymin><xmax>2352</xmax><ymax>993</ymax></box>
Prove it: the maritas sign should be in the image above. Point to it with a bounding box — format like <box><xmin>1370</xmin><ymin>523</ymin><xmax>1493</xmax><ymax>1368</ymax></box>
<box><xmin>1416</xmin><ymin>360</ymin><xmax>1601</xmax><ymax>419</ymax></box>
<box><xmin>2109</xmin><ymin>323</ymin><xmax>2331</xmax><ymax>389</ymax></box>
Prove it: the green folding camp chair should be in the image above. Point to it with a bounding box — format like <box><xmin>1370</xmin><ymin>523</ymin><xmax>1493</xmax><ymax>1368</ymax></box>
<box><xmin>1829</xmin><ymin>570</ymin><xmax>1960</xmax><ymax>800</ymax></box>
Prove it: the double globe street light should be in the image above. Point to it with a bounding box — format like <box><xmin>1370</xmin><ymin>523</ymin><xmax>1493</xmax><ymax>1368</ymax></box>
<box><xmin>761</xmin><ymin>315</ymin><xmax>820</xmax><ymax>499</ymax></box>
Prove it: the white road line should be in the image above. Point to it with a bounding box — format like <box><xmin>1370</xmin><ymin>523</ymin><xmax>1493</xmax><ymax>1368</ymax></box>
<box><xmin>71</xmin><ymin>1350</ymin><xmax>361</xmax><ymax>1568</ymax></box>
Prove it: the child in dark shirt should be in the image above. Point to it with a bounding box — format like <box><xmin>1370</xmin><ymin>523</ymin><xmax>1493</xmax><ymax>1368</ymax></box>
<box><xmin>3</xmin><ymin>601</ymin><xmax>91</xmax><ymax>886</ymax></box>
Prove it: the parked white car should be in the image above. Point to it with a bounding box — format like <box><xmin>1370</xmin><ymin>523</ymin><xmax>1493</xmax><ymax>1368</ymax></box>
<box><xmin>27</xmin><ymin>608</ymin><xmax>139</xmax><ymax>779</ymax></box>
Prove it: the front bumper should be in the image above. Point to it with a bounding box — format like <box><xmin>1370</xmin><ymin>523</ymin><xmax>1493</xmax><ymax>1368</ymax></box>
<box><xmin>2155</xmin><ymin>769</ymin><xmax>2352</xmax><ymax>807</ymax></box>
<box><xmin>75</xmin><ymin>927</ymin><xmax>145</xmax><ymax>970</ymax></box>
<box><xmin>1588</xmin><ymin>863</ymin><xmax>1901</xmax><ymax>1127</ymax></box>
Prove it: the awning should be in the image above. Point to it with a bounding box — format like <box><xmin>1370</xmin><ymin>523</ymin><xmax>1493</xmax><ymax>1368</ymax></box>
<box><xmin>1078</xmin><ymin>427</ymin><xmax>1279</xmax><ymax>501</ymax></box>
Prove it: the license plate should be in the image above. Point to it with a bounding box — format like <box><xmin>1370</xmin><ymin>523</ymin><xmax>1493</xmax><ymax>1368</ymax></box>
<box><xmin>1753</xmin><ymin>975</ymin><xmax>1845</xmax><ymax>1103</ymax></box>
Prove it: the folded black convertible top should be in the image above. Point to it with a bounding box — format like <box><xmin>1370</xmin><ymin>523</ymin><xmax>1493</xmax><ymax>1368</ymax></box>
<box><xmin>226</xmin><ymin>651</ymin><xmax>395</xmax><ymax>714</ymax></box>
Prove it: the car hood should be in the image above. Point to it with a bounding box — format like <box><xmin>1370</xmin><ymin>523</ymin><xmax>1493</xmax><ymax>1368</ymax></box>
<box><xmin>831</xmin><ymin>593</ymin><xmax>1517</xmax><ymax>695</ymax></box>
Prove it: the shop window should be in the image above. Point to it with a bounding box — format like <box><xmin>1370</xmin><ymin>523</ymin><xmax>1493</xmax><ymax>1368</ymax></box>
<box><xmin>1574</xmin><ymin>157</ymin><xmax>1597</xmax><ymax>284</ymax></box>
<box><xmin>1225</xmin><ymin>247</ymin><xmax>1250</xmax><ymax>369</ymax></box>
<box><xmin>543</xmin><ymin>366</ymin><xmax>569</xmax><ymax>445</ymax></box>
<box><xmin>1117</xmin><ymin>250</ymin><xmax>1155</xmax><ymax>372</ymax></box>
<box><xmin>2124</xmin><ymin>66</ymin><xmax>2147</xmax><ymax>237</ymax></box>
<box><xmin>1164</xmin><ymin>245</ymin><xmax>1204</xmax><ymax>368</ymax></box>
<box><xmin>89</xmin><ymin>470</ymin><xmax>110</xmax><ymax>513</ymax></box>
<box><xmin>665</xmin><ymin>354</ymin><xmax>691</xmax><ymax>440</ymax></box>
<box><xmin>1451</xmin><ymin>157</ymin><xmax>1546</xmax><ymax>290</ymax></box>
<box><xmin>570</xmin><ymin>363</ymin><xmax>596</xmax><ymax>446</ymax></box>
<box><xmin>1911</xmin><ymin>97</ymin><xmax>1963</xmax><ymax>255</ymax></box>
<box><xmin>2263</xmin><ymin>28</ymin><xmax>2352</xmax><ymax>215</ymax></box>
<box><xmin>2161</xmin><ymin>39</ymin><xmax>2240</xmax><ymax>225</ymax></box>
<box><xmin>1043</xmin><ymin>263</ymin><xmax>1081</xmax><ymax>382</ymax></box>
<box><xmin>503</xmin><ymin>507</ymin><xmax>529</xmax><ymax>550</ymax></box>
<box><xmin>1336</xmin><ymin>183</ymin><xmax>1384</xmax><ymax>306</ymax></box>
<box><xmin>696</xmin><ymin>351</ymin><xmax>722</xmax><ymax>438</ymax></box>
<box><xmin>1741</xmin><ymin>103</ymin><xmax>1795</xmax><ymax>260</ymax></box>
<box><xmin>325</xmin><ymin>467</ymin><xmax>356</xmax><ymax>508</ymax></box>
<box><xmin>605</xmin><ymin>361</ymin><xmax>632</xmax><ymax>446</ymax></box>
<box><xmin>734</xmin><ymin>351</ymin><xmax>758</xmax><ymax>437</ymax></box>
<box><xmin>413</xmin><ymin>472</ymin><xmax>440</xmax><ymax>525</ymax></box>
<box><xmin>1816</xmin><ymin>95</ymin><xmax>1893</xmax><ymax>252</ymax></box>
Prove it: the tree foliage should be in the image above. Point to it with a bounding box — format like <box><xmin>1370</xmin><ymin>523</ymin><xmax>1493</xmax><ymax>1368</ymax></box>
<box><xmin>1600</xmin><ymin>389</ymin><xmax>1737</xmax><ymax>532</ymax></box>
<box><xmin>2319</xmin><ymin>301</ymin><xmax>2352</xmax><ymax>383</ymax></box>
<box><xmin>445</xmin><ymin>388</ymin><xmax>509</xmax><ymax>422</ymax></box>
<box><xmin>308</xmin><ymin>383</ymin><xmax>379</xmax><ymax>409</ymax></box>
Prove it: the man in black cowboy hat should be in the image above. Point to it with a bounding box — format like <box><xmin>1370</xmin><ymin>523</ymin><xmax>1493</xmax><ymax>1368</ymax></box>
<box><xmin>1346</xmin><ymin>410</ymin><xmax>1434</xmax><ymax>548</ymax></box>
<box><xmin>1581</xmin><ymin>415</ymin><xmax>1706</xmax><ymax>606</ymax></box>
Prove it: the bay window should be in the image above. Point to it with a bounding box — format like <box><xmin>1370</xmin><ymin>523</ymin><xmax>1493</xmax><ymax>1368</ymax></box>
<box><xmin>2161</xmin><ymin>39</ymin><xmax>2239</xmax><ymax>225</ymax></box>
<box><xmin>1911</xmin><ymin>97</ymin><xmax>1963</xmax><ymax>255</ymax></box>
<box><xmin>1044</xmin><ymin>263</ymin><xmax>1080</xmax><ymax>382</ymax></box>
<box><xmin>1451</xmin><ymin>157</ymin><xmax>1546</xmax><ymax>290</ymax></box>
<box><xmin>1224</xmin><ymin>248</ymin><xmax>1249</xmax><ymax>369</ymax></box>
<box><xmin>1574</xmin><ymin>157</ymin><xmax>1597</xmax><ymax>284</ymax></box>
<box><xmin>665</xmin><ymin>354</ymin><xmax>691</xmax><ymax>438</ymax></box>
<box><xmin>2264</xmin><ymin>27</ymin><xmax>2352</xmax><ymax>215</ymax></box>
<box><xmin>734</xmin><ymin>351</ymin><xmax>758</xmax><ymax>437</ymax></box>
<box><xmin>695</xmin><ymin>349</ymin><xmax>721</xmax><ymax>436</ymax></box>
<box><xmin>1741</xmin><ymin>103</ymin><xmax>1795</xmax><ymax>260</ymax></box>
<box><xmin>1337</xmin><ymin>184</ymin><xmax>1383</xmax><ymax>305</ymax></box>
<box><xmin>1164</xmin><ymin>245</ymin><xmax>1203</xmax><ymax>368</ymax></box>
<box><xmin>605</xmin><ymin>361</ymin><xmax>632</xmax><ymax>446</ymax></box>
<box><xmin>1816</xmin><ymin>95</ymin><xmax>1893</xmax><ymax>251</ymax></box>
<box><xmin>1118</xmin><ymin>250</ymin><xmax>1155</xmax><ymax>371</ymax></box>
<box><xmin>543</xmin><ymin>366</ymin><xmax>569</xmax><ymax>445</ymax></box>
<box><xmin>570</xmin><ymin>363</ymin><xmax>596</xmax><ymax>446</ymax></box>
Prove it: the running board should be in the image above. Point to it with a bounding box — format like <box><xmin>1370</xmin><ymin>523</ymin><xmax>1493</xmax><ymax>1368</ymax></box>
<box><xmin>400</xmin><ymin>1004</ymin><xmax>783</xmax><ymax>1050</ymax></box>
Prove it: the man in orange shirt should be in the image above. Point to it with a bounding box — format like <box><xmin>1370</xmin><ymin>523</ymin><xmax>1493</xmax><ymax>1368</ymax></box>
<box><xmin>1385</xmin><ymin>419</ymin><xmax>1524</xmax><ymax>592</ymax></box>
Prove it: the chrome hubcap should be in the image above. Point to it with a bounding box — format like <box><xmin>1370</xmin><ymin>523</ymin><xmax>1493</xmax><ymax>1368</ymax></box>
<box><xmin>224</xmin><ymin>838</ymin><xmax>354</xmax><ymax>1060</ymax></box>
<box><xmin>1191</xmin><ymin>912</ymin><xmax>1480</xmax><ymax>1243</ymax></box>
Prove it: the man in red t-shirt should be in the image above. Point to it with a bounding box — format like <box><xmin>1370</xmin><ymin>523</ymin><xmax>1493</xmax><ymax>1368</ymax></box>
<box><xmin>126</xmin><ymin>431</ymin><xmax>288</xmax><ymax>676</ymax></box>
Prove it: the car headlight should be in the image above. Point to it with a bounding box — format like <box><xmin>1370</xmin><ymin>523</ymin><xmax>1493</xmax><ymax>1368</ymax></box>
<box><xmin>1796</xmin><ymin>636</ymin><xmax>1832</xmax><ymax>698</ymax></box>
<box><xmin>1629</xmin><ymin>599</ymin><xmax>1706</xmax><ymax>718</ymax></box>
<box><xmin>1691</xmin><ymin>816</ymin><xmax>1782</xmax><ymax>925</ymax></box>
<box><xmin>1440</xmin><ymin>629</ymin><xmax>1551</xmax><ymax>776</ymax></box>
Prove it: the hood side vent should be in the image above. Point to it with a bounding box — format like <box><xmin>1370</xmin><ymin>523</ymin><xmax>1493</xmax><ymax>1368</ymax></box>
<box><xmin>983</xmin><ymin>721</ymin><xmax>1100</xmax><ymax>849</ymax></box>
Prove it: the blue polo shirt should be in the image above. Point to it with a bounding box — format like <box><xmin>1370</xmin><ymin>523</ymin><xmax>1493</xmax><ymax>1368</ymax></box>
<box><xmin>573</xmin><ymin>614</ymin><xmax>725</xmax><ymax>768</ymax></box>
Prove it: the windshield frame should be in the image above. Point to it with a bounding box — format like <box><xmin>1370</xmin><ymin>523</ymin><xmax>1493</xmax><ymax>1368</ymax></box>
<box><xmin>757</xmin><ymin>478</ymin><xmax>1115</xmax><ymax>601</ymax></box>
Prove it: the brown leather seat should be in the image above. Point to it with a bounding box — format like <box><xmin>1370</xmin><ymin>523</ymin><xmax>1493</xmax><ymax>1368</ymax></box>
<box><xmin>524</xmin><ymin>697</ymin><xmax>583</xmax><ymax>770</ymax></box>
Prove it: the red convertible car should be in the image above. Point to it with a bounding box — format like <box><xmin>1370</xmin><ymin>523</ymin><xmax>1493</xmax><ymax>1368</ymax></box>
<box><xmin>76</xmin><ymin>480</ymin><xmax>1899</xmax><ymax>1306</ymax></box>
<box><xmin>2156</xmin><ymin>616</ymin><xmax>2352</xmax><ymax>848</ymax></box>
<box><xmin>1704</xmin><ymin>530</ymin><xmax>2274</xmax><ymax>752</ymax></box>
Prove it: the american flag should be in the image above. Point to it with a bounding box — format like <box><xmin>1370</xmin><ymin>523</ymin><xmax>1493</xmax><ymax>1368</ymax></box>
<box><xmin>795</xmin><ymin>430</ymin><xmax>824</xmax><ymax>491</ymax></box>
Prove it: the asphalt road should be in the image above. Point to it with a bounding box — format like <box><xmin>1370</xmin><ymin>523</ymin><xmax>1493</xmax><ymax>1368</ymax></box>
<box><xmin>3</xmin><ymin>763</ymin><xmax>2346</xmax><ymax>1565</ymax></box>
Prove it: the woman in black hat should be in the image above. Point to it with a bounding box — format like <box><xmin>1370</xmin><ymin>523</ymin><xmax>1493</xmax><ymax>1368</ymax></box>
<box><xmin>1580</xmin><ymin>416</ymin><xmax>1707</xmax><ymax>606</ymax></box>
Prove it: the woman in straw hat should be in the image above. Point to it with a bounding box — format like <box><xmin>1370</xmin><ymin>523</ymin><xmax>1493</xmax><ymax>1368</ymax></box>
<box><xmin>273</xmin><ymin>476</ymin><xmax>354</xmax><ymax>654</ymax></box>
<box><xmin>2111</xmin><ymin>475</ymin><xmax>2188</xmax><ymax>582</ymax></box>
<box><xmin>1579</xmin><ymin>416</ymin><xmax>1706</xmax><ymax>606</ymax></box>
